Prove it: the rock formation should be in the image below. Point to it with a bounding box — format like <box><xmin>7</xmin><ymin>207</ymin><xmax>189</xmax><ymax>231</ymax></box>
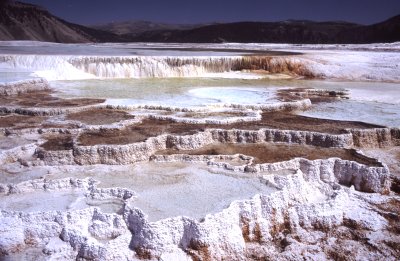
<box><xmin>0</xmin><ymin>79</ymin><xmax>399</xmax><ymax>260</ymax></box>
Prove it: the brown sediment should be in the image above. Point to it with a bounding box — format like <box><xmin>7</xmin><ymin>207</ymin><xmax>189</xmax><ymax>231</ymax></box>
<box><xmin>241</xmin><ymin>217</ymin><xmax>263</xmax><ymax>243</ymax></box>
<box><xmin>375</xmin><ymin>199</ymin><xmax>400</xmax><ymax>234</ymax></box>
<box><xmin>156</xmin><ymin>143</ymin><xmax>381</xmax><ymax>166</ymax></box>
<box><xmin>0</xmin><ymin>114</ymin><xmax>78</xmax><ymax>130</ymax></box>
<box><xmin>226</xmin><ymin>112</ymin><xmax>383</xmax><ymax>134</ymax></box>
<box><xmin>0</xmin><ymin>90</ymin><xmax>104</xmax><ymax>107</ymax></box>
<box><xmin>77</xmin><ymin>118</ymin><xmax>204</xmax><ymax>146</ymax></box>
<box><xmin>180</xmin><ymin>111</ymin><xmax>248</xmax><ymax>119</ymax></box>
<box><xmin>187</xmin><ymin>239</ymin><xmax>213</xmax><ymax>261</ymax></box>
<box><xmin>142</xmin><ymin>55</ymin><xmax>314</xmax><ymax>78</ymax></box>
<box><xmin>77</xmin><ymin>112</ymin><xmax>383</xmax><ymax>146</ymax></box>
<box><xmin>0</xmin><ymin>114</ymin><xmax>47</xmax><ymax>129</ymax></box>
<box><xmin>231</xmin><ymin>56</ymin><xmax>314</xmax><ymax>77</ymax></box>
<box><xmin>391</xmin><ymin>176</ymin><xmax>400</xmax><ymax>194</ymax></box>
<box><xmin>40</xmin><ymin>134</ymin><xmax>73</xmax><ymax>151</ymax></box>
<box><xmin>66</xmin><ymin>108</ymin><xmax>135</xmax><ymax>125</ymax></box>
<box><xmin>41</xmin><ymin>122</ymin><xmax>81</xmax><ymax>129</ymax></box>
<box><xmin>363</xmin><ymin>147</ymin><xmax>400</xmax><ymax>176</ymax></box>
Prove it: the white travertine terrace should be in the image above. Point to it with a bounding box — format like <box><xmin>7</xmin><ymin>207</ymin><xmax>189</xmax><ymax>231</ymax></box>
<box><xmin>0</xmin><ymin>43</ymin><xmax>399</xmax><ymax>260</ymax></box>
<box><xmin>1</xmin><ymin>42</ymin><xmax>400</xmax><ymax>82</ymax></box>
<box><xmin>0</xmin><ymin>78</ymin><xmax>49</xmax><ymax>96</ymax></box>
<box><xmin>0</xmin><ymin>164</ymin><xmax>395</xmax><ymax>260</ymax></box>
<box><xmin>0</xmin><ymin>107</ymin><xmax>396</xmax><ymax>259</ymax></box>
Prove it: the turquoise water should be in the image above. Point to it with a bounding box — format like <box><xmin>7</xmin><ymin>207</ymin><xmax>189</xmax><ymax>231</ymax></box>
<box><xmin>50</xmin><ymin>77</ymin><xmax>400</xmax><ymax>127</ymax></box>
<box><xmin>0</xmin><ymin>71</ymin><xmax>37</xmax><ymax>83</ymax></box>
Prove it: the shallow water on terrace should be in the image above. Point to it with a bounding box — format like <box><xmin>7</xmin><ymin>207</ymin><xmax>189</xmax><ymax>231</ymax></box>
<box><xmin>299</xmin><ymin>99</ymin><xmax>400</xmax><ymax>127</ymax></box>
<box><xmin>50</xmin><ymin>77</ymin><xmax>282</xmax><ymax>107</ymax></box>
<box><xmin>91</xmin><ymin>162</ymin><xmax>276</xmax><ymax>221</ymax></box>
<box><xmin>299</xmin><ymin>81</ymin><xmax>400</xmax><ymax>127</ymax></box>
<box><xmin>0</xmin><ymin>70</ymin><xmax>37</xmax><ymax>83</ymax></box>
<box><xmin>50</xmin><ymin>78</ymin><xmax>400</xmax><ymax>127</ymax></box>
<box><xmin>1</xmin><ymin>163</ymin><xmax>277</xmax><ymax>221</ymax></box>
<box><xmin>294</xmin><ymin>80</ymin><xmax>400</xmax><ymax>127</ymax></box>
<box><xmin>0</xmin><ymin>190</ymin><xmax>88</xmax><ymax>212</ymax></box>
<box><xmin>0</xmin><ymin>185</ymin><xmax>123</xmax><ymax>213</ymax></box>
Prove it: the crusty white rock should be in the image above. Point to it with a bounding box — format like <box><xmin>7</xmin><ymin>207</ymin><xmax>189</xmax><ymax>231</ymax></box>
<box><xmin>0</xmin><ymin>79</ymin><xmax>49</xmax><ymax>96</ymax></box>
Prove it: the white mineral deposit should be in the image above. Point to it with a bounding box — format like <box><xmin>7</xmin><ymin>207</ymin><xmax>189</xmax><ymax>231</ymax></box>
<box><xmin>0</xmin><ymin>41</ymin><xmax>399</xmax><ymax>260</ymax></box>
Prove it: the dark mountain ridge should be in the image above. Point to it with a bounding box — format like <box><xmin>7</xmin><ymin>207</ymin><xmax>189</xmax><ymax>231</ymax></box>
<box><xmin>0</xmin><ymin>1</ymin><xmax>122</xmax><ymax>43</ymax></box>
<box><xmin>131</xmin><ymin>17</ymin><xmax>400</xmax><ymax>43</ymax></box>
<box><xmin>0</xmin><ymin>1</ymin><xmax>399</xmax><ymax>44</ymax></box>
<box><xmin>91</xmin><ymin>20</ymin><xmax>208</xmax><ymax>37</ymax></box>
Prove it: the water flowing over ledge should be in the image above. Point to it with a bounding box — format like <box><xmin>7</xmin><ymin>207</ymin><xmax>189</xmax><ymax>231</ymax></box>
<box><xmin>1</xmin><ymin>42</ymin><xmax>400</xmax><ymax>82</ymax></box>
<box><xmin>0</xmin><ymin>55</ymin><xmax>311</xmax><ymax>80</ymax></box>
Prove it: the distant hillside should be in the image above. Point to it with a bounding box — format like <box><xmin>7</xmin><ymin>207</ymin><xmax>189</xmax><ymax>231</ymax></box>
<box><xmin>91</xmin><ymin>20</ymin><xmax>206</xmax><ymax>37</ymax></box>
<box><xmin>131</xmin><ymin>17</ymin><xmax>400</xmax><ymax>44</ymax></box>
<box><xmin>0</xmin><ymin>1</ymin><xmax>122</xmax><ymax>43</ymax></box>
<box><xmin>0</xmin><ymin>0</ymin><xmax>398</xmax><ymax>44</ymax></box>
<box><xmin>337</xmin><ymin>15</ymin><xmax>400</xmax><ymax>43</ymax></box>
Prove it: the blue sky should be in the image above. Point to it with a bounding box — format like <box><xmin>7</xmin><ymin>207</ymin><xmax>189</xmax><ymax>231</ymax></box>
<box><xmin>22</xmin><ymin>0</ymin><xmax>400</xmax><ymax>25</ymax></box>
